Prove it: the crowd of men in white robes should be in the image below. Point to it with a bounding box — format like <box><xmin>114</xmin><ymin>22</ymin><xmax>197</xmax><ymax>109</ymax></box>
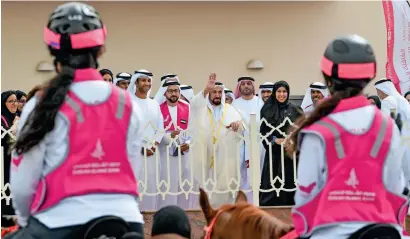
<box><xmin>98</xmin><ymin>69</ymin><xmax>410</xmax><ymax>210</ymax></box>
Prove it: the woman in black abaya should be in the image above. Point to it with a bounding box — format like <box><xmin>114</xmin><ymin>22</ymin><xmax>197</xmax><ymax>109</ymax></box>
<box><xmin>1</xmin><ymin>90</ymin><xmax>18</xmax><ymax>226</ymax></box>
<box><xmin>259</xmin><ymin>81</ymin><xmax>303</xmax><ymax>206</ymax></box>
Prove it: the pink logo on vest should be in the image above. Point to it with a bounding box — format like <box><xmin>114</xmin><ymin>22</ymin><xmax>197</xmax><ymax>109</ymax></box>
<box><xmin>30</xmin><ymin>84</ymin><xmax>139</xmax><ymax>214</ymax></box>
<box><xmin>298</xmin><ymin>182</ymin><xmax>316</xmax><ymax>195</ymax></box>
<box><xmin>91</xmin><ymin>139</ymin><xmax>105</xmax><ymax>160</ymax></box>
<box><xmin>345</xmin><ymin>168</ymin><xmax>359</xmax><ymax>189</ymax></box>
<box><xmin>11</xmin><ymin>155</ymin><xmax>23</xmax><ymax>170</ymax></box>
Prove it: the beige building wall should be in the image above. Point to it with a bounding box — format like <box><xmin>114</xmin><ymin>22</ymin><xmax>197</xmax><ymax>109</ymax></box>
<box><xmin>2</xmin><ymin>1</ymin><xmax>386</xmax><ymax>95</ymax></box>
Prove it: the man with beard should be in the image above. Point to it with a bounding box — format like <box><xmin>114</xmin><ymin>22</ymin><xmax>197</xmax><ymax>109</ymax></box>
<box><xmin>114</xmin><ymin>72</ymin><xmax>132</xmax><ymax>90</ymax></box>
<box><xmin>231</xmin><ymin>76</ymin><xmax>259</xmax><ymax>202</ymax></box>
<box><xmin>153</xmin><ymin>74</ymin><xmax>180</xmax><ymax>102</ymax></box>
<box><xmin>156</xmin><ymin>80</ymin><xmax>197</xmax><ymax>209</ymax></box>
<box><xmin>189</xmin><ymin>73</ymin><xmax>244</xmax><ymax>207</ymax></box>
<box><xmin>127</xmin><ymin>69</ymin><xmax>164</xmax><ymax>211</ymax></box>
<box><xmin>301</xmin><ymin>82</ymin><xmax>328</xmax><ymax>114</ymax></box>
<box><xmin>257</xmin><ymin>82</ymin><xmax>275</xmax><ymax>107</ymax></box>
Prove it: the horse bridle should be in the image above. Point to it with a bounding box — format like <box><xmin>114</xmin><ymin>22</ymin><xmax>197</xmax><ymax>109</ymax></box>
<box><xmin>203</xmin><ymin>210</ymin><xmax>225</xmax><ymax>239</ymax></box>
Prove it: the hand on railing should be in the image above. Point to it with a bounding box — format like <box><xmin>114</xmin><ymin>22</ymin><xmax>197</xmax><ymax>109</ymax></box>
<box><xmin>226</xmin><ymin>121</ymin><xmax>241</xmax><ymax>132</ymax></box>
<box><xmin>180</xmin><ymin>143</ymin><xmax>189</xmax><ymax>153</ymax></box>
<box><xmin>274</xmin><ymin>138</ymin><xmax>285</xmax><ymax>145</ymax></box>
<box><xmin>142</xmin><ymin>147</ymin><xmax>155</xmax><ymax>157</ymax></box>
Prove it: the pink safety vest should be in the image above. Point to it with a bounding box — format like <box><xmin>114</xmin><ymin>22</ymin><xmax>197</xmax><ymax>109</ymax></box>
<box><xmin>30</xmin><ymin>68</ymin><xmax>139</xmax><ymax>214</ymax></box>
<box><xmin>292</xmin><ymin>95</ymin><xmax>408</xmax><ymax>237</ymax></box>
<box><xmin>160</xmin><ymin>100</ymin><xmax>189</xmax><ymax>131</ymax></box>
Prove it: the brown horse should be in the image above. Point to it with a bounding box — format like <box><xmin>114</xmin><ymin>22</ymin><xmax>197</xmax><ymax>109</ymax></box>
<box><xmin>199</xmin><ymin>188</ymin><xmax>294</xmax><ymax>239</ymax></box>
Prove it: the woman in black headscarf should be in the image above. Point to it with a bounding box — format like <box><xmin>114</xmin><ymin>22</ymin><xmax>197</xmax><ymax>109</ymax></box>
<box><xmin>1</xmin><ymin>90</ymin><xmax>18</xmax><ymax>226</ymax></box>
<box><xmin>405</xmin><ymin>91</ymin><xmax>410</xmax><ymax>103</ymax></box>
<box><xmin>1</xmin><ymin>91</ymin><xmax>18</xmax><ymax>128</ymax></box>
<box><xmin>259</xmin><ymin>81</ymin><xmax>303</xmax><ymax>206</ymax></box>
<box><xmin>99</xmin><ymin>68</ymin><xmax>113</xmax><ymax>83</ymax></box>
<box><xmin>15</xmin><ymin>90</ymin><xmax>27</xmax><ymax>116</ymax></box>
<box><xmin>367</xmin><ymin>95</ymin><xmax>381</xmax><ymax>109</ymax></box>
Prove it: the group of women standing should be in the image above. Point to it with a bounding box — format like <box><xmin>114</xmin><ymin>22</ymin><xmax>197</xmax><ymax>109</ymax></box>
<box><xmin>1</xmin><ymin>90</ymin><xmax>27</xmax><ymax>226</ymax></box>
<box><xmin>1</xmin><ymin>86</ymin><xmax>45</xmax><ymax>225</ymax></box>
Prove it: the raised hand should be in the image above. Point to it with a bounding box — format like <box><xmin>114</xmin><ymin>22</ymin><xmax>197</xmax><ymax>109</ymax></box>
<box><xmin>206</xmin><ymin>73</ymin><xmax>216</xmax><ymax>90</ymax></box>
<box><xmin>203</xmin><ymin>73</ymin><xmax>217</xmax><ymax>97</ymax></box>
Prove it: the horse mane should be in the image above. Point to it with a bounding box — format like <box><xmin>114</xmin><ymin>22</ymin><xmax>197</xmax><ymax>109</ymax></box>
<box><xmin>217</xmin><ymin>203</ymin><xmax>290</xmax><ymax>238</ymax></box>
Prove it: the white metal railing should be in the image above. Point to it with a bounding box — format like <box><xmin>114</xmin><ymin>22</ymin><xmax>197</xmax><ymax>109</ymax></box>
<box><xmin>1</xmin><ymin>114</ymin><xmax>409</xmax><ymax>211</ymax></box>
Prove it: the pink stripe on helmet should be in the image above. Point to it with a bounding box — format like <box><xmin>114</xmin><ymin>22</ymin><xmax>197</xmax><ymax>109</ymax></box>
<box><xmin>320</xmin><ymin>56</ymin><xmax>376</xmax><ymax>79</ymax></box>
<box><xmin>44</xmin><ymin>27</ymin><xmax>61</xmax><ymax>49</ymax></box>
<box><xmin>44</xmin><ymin>25</ymin><xmax>107</xmax><ymax>50</ymax></box>
<box><xmin>70</xmin><ymin>28</ymin><xmax>106</xmax><ymax>49</ymax></box>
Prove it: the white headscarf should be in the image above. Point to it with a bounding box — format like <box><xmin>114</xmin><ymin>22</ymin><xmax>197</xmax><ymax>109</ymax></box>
<box><xmin>375</xmin><ymin>78</ymin><xmax>410</xmax><ymax>121</ymax></box>
<box><xmin>234</xmin><ymin>76</ymin><xmax>256</xmax><ymax>99</ymax></box>
<box><xmin>224</xmin><ymin>88</ymin><xmax>235</xmax><ymax>103</ymax></box>
<box><xmin>180</xmin><ymin>85</ymin><xmax>194</xmax><ymax>103</ymax></box>
<box><xmin>155</xmin><ymin>79</ymin><xmax>181</xmax><ymax>105</ymax></box>
<box><xmin>113</xmin><ymin>72</ymin><xmax>132</xmax><ymax>85</ymax></box>
<box><xmin>301</xmin><ymin>82</ymin><xmax>329</xmax><ymax>111</ymax></box>
<box><xmin>126</xmin><ymin>69</ymin><xmax>153</xmax><ymax>95</ymax></box>
<box><xmin>153</xmin><ymin>74</ymin><xmax>180</xmax><ymax>102</ymax></box>
<box><xmin>257</xmin><ymin>82</ymin><xmax>275</xmax><ymax>107</ymax></box>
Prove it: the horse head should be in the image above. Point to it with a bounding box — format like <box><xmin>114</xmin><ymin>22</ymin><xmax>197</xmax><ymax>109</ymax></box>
<box><xmin>199</xmin><ymin>188</ymin><xmax>293</xmax><ymax>239</ymax></box>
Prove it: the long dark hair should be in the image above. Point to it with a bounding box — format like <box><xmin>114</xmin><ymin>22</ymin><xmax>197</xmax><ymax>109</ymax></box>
<box><xmin>26</xmin><ymin>84</ymin><xmax>44</xmax><ymax>102</ymax></box>
<box><xmin>14</xmin><ymin>48</ymin><xmax>100</xmax><ymax>154</ymax></box>
<box><xmin>289</xmin><ymin>75</ymin><xmax>368</xmax><ymax>153</ymax></box>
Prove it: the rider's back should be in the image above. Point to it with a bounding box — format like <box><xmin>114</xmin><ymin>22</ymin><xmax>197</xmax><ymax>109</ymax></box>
<box><xmin>294</xmin><ymin>103</ymin><xmax>407</xmax><ymax>239</ymax></box>
<box><xmin>11</xmin><ymin>78</ymin><xmax>144</xmax><ymax>228</ymax></box>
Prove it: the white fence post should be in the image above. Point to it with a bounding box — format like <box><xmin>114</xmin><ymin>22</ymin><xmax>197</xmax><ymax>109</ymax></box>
<box><xmin>249</xmin><ymin>113</ymin><xmax>260</xmax><ymax>206</ymax></box>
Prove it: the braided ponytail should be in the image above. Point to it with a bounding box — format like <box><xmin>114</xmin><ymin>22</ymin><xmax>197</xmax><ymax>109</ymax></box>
<box><xmin>14</xmin><ymin>48</ymin><xmax>100</xmax><ymax>155</ymax></box>
<box><xmin>14</xmin><ymin>66</ymin><xmax>75</xmax><ymax>154</ymax></box>
<box><xmin>289</xmin><ymin>76</ymin><xmax>364</xmax><ymax>154</ymax></box>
